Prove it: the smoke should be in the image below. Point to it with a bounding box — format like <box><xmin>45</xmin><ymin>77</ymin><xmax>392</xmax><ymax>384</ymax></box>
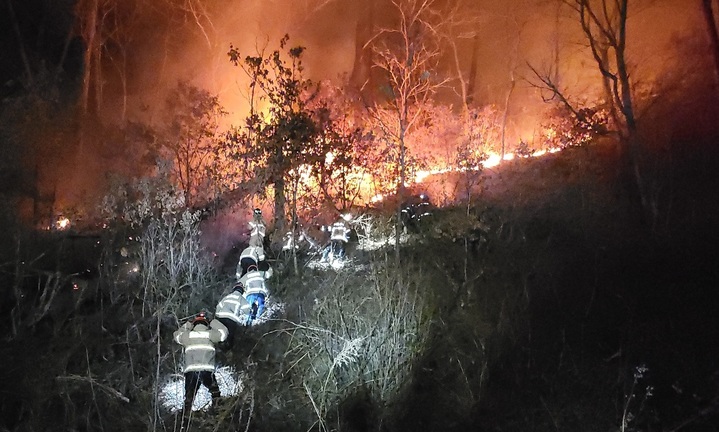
<box><xmin>101</xmin><ymin>0</ymin><xmax>695</xmax><ymax>135</ymax></box>
<box><xmin>116</xmin><ymin>0</ymin><xmax>361</xmax><ymax>126</ymax></box>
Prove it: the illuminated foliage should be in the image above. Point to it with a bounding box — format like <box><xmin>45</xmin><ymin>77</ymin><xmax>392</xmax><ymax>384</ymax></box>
<box><xmin>99</xmin><ymin>164</ymin><xmax>219</xmax><ymax>316</ymax></box>
<box><xmin>454</xmin><ymin>106</ymin><xmax>498</xmax><ymax>206</ymax></box>
<box><xmin>368</xmin><ymin>0</ymin><xmax>449</xmax><ymax>194</ymax></box>
<box><xmin>366</xmin><ymin>0</ymin><xmax>452</xmax><ymax>252</ymax></box>
<box><xmin>306</xmin><ymin>83</ymin><xmax>377</xmax><ymax>214</ymax></box>
<box><xmin>283</xmin><ymin>260</ymin><xmax>430</xmax><ymax>431</ymax></box>
<box><xmin>539</xmin><ymin>103</ymin><xmax>610</xmax><ymax>149</ymax></box>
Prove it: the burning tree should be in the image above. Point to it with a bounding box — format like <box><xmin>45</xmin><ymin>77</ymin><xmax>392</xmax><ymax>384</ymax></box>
<box><xmin>227</xmin><ymin>38</ymin><xmax>381</xmax><ymax>243</ymax></box>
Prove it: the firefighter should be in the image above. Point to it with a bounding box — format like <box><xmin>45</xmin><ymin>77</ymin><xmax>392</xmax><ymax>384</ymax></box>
<box><xmin>236</xmin><ymin>245</ymin><xmax>266</xmax><ymax>279</ymax></box>
<box><xmin>215</xmin><ymin>282</ymin><xmax>252</xmax><ymax>346</ymax></box>
<box><xmin>173</xmin><ymin>312</ymin><xmax>227</xmax><ymax>425</ymax></box>
<box><xmin>401</xmin><ymin>193</ymin><xmax>432</xmax><ymax>233</ymax></box>
<box><xmin>238</xmin><ymin>265</ymin><xmax>270</xmax><ymax>323</ymax></box>
<box><xmin>248</xmin><ymin>208</ymin><xmax>266</xmax><ymax>248</ymax></box>
<box><xmin>322</xmin><ymin>213</ymin><xmax>351</xmax><ymax>262</ymax></box>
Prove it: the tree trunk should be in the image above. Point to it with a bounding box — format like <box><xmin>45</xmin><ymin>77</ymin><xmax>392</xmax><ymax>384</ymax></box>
<box><xmin>600</xmin><ymin>47</ymin><xmax>621</xmax><ymax>133</ymax></box>
<box><xmin>500</xmin><ymin>74</ymin><xmax>515</xmax><ymax>160</ymax></box>
<box><xmin>274</xmin><ymin>173</ymin><xmax>286</xmax><ymax>240</ymax></box>
<box><xmin>80</xmin><ymin>0</ymin><xmax>98</xmax><ymax>115</ymax></box>
<box><xmin>466</xmin><ymin>33</ymin><xmax>480</xmax><ymax>107</ymax></box>
<box><xmin>395</xmin><ymin>113</ymin><xmax>407</xmax><ymax>262</ymax></box>
<box><xmin>94</xmin><ymin>40</ymin><xmax>103</xmax><ymax>115</ymax></box>
<box><xmin>701</xmin><ymin>0</ymin><xmax>719</xmax><ymax>86</ymax></box>
<box><xmin>448</xmin><ymin>35</ymin><xmax>469</xmax><ymax>115</ymax></box>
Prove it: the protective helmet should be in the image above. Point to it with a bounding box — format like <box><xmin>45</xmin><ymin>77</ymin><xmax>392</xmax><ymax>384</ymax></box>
<box><xmin>253</xmin><ymin>208</ymin><xmax>262</xmax><ymax>216</ymax></box>
<box><xmin>233</xmin><ymin>282</ymin><xmax>244</xmax><ymax>294</ymax></box>
<box><xmin>192</xmin><ymin>311</ymin><xmax>209</xmax><ymax>327</ymax></box>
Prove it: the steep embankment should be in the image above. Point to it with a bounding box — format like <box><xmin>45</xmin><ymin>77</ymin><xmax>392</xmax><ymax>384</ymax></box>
<box><xmin>395</xmin><ymin>138</ymin><xmax>719</xmax><ymax>431</ymax></box>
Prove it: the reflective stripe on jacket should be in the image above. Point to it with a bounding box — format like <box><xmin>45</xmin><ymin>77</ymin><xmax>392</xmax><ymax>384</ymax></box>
<box><xmin>239</xmin><ymin>270</ymin><xmax>269</xmax><ymax>296</ymax></box>
<box><xmin>330</xmin><ymin>222</ymin><xmax>349</xmax><ymax>242</ymax></box>
<box><xmin>216</xmin><ymin>291</ymin><xmax>251</xmax><ymax>323</ymax></box>
<box><xmin>249</xmin><ymin>220</ymin><xmax>266</xmax><ymax>238</ymax></box>
<box><xmin>240</xmin><ymin>246</ymin><xmax>265</xmax><ymax>263</ymax></box>
<box><xmin>173</xmin><ymin>321</ymin><xmax>226</xmax><ymax>373</ymax></box>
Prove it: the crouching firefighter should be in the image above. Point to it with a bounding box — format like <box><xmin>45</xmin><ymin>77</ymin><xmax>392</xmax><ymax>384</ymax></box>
<box><xmin>238</xmin><ymin>265</ymin><xmax>270</xmax><ymax>324</ymax></box>
<box><xmin>173</xmin><ymin>312</ymin><xmax>227</xmax><ymax>422</ymax></box>
<box><xmin>215</xmin><ymin>282</ymin><xmax>252</xmax><ymax>346</ymax></box>
<box><xmin>236</xmin><ymin>245</ymin><xmax>266</xmax><ymax>279</ymax></box>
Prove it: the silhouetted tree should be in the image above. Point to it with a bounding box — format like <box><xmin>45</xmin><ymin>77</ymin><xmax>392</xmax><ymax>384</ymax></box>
<box><xmin>228</xmin><ymin>35</ymin><xmax>320</xmax><ymax>236</ymax></box>
<box><xmin>156</xmin><ymin>81</ymin><xmax>226</xmax><ymax>208</ymax></box>
<box><xmin>530</xmin><ymin>0</ymin><xmax>653</xmax><ymax>221</ymax></box>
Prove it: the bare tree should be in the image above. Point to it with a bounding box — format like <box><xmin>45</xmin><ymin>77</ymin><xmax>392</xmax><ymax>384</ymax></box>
<box><xmin>367</xmin><ymin>0</ymin><xmax>450</xmax><ymax>254</ymax></box>
<box><xmin>436</xmin><ymin>0</ymin><xmax>481</xmax><ymax>115</ymax></box>
<box><xmin>73</xmin><ymin>0</ymin><xmax>220</xmax><ymax>118</ymax></box>
<box><xmin>499</xmin><ymin>15</ymin><xmax>526</xmax><ymax>160</ymax></box>
<box><xmin>530</xmin><ymin>0</ymin><xmax>653</xmax><ymax>218</ymax></box>
<box><xmin>350</xmin><ymin>0</ymin><xmax>377</xmax><ymax>92</ymax></box>
<box><xmin>5</xmin><ymin>0</ymin><xmax>34</xmax><ymax>86</ymax></box>
<box><xmin>156</xmin><ymin>82</ymin><xmax>226</xmax><ymax>208</ymax></box>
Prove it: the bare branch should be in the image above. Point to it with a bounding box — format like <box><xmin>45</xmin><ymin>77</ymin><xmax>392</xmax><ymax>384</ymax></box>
<box><xmin>56</xmin><ymin>375</ymin><xmax>131</xmax><ymax>403</ymax></box>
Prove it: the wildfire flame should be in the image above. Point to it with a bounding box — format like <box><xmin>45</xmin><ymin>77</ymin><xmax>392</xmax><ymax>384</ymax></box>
<box><xmin>56</xmin><ymin>217</ymin><xmax>71</xmax><ymax>230</ymax></box>
<box><xmin>413</xmin><ymin>148</ymin><xmax>560</xmax><ymax>184</ymax></box>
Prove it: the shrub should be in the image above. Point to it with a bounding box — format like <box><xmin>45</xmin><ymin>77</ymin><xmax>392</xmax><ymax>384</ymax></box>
<box><xmin>281</xmin><ymin>259</ymin><xmax>431</xmax><ymax>431</ymax></box>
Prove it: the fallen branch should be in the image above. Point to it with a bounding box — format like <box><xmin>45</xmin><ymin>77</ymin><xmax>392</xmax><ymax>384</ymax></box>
<box><xmin>56</xmin><ymin>375</ymin><xmax>130</xmax><ymax>403</ymax></box>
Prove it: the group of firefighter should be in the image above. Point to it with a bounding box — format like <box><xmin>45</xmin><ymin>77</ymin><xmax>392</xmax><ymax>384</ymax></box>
<box><xmin>172</xmin><ymin>208</ymin><xmax>352</xmax><ymax>429</ymax></box>
<box><xmin>172</xmin><ymin>208</ymin><xmax>271</xmax><ymax>427</ymax></box>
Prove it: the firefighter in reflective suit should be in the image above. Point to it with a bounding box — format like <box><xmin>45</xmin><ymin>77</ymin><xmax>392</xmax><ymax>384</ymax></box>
<box><xmin>322</xmin><ymin>214</ymin><xmax>351</xmax><ymax>262</ymax></box>
<box><xmin>248</xmin><ymin>208</ymin><xmax>266</xmax><ymax>248</ymax></box>
<box><xmin>215</xmin><ymin>282</ymin><xmax>252</xmax><ymax>346</ymax></box>
<box><xmin>236</xmin><ymin>245</ymin><xmax>268</xmax><ymax>279</ymax></box>
<box><xmin>173</xmin><ymin>312</ymin><xmax>227</xmax><ymax>423</ymax></box>
<box><xmin>238</xmin><ymin>265</ymin><xmax>270</xmax><ymax>323</ymax></box>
